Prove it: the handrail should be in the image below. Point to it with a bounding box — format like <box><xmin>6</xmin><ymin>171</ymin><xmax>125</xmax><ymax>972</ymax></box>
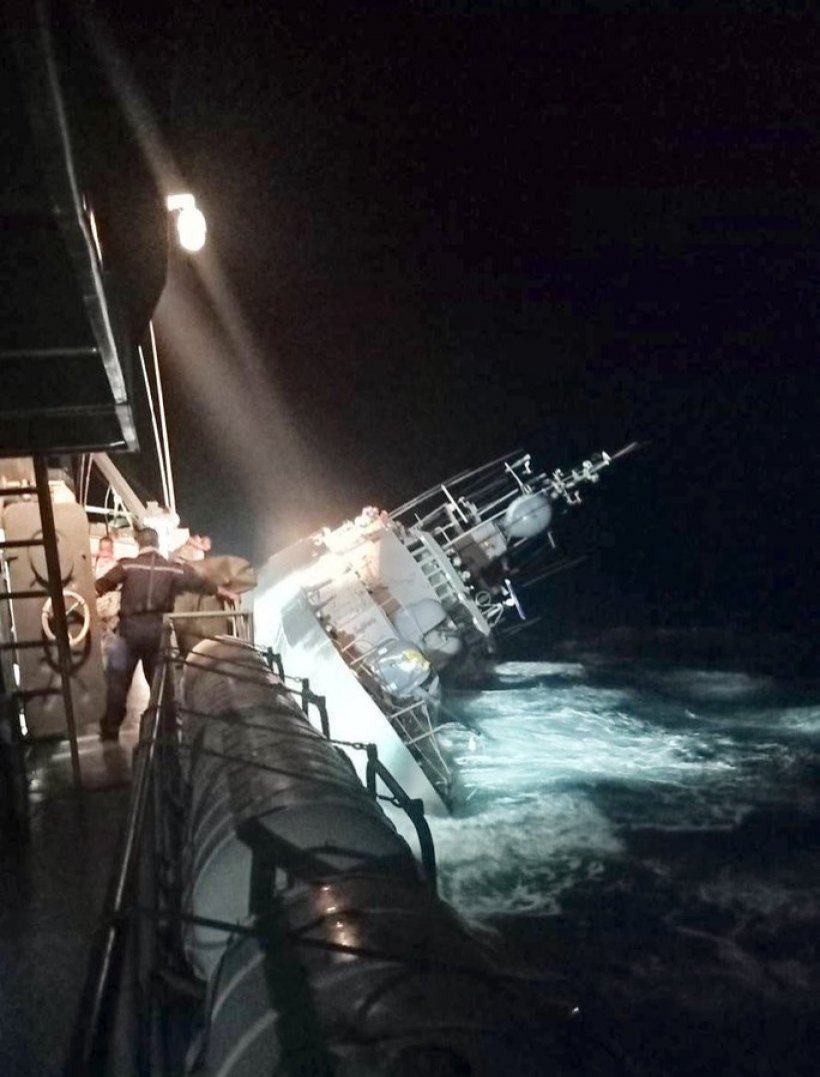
<box><xmin>166</xmin><ymin>607</ymin><xmax>254</xmax><ymax>644</ymax></box>
<box><xmin>66</xmin><ymin>625</ymin><xmax>439</xmax><ymax>1073</ymax></box>
<box><xmin>261</xmin><ymin>648</ymin><xmax>330</xmax><ymax>737</ymax></box>
<box><xmin>66</xmin><ymin>624</ymin><xmax>173</xmax><ymax>1075</ymax></box>
<box><xmin>182</xmin><ymin>641</ymin><xmax>435</xmax><ymax>888</ymax></box>
<box><xmin>298</xmin><ymin>677</ymin><xmax>330</xmax><ymax>738</ymax></box>
<box><xmin>263</xmin><ymin>646</ymin><xmax>285</xmax><ymax>679</ymax></box>
<box><xmin>364</xmin><ymin>743</ymin><xmax>437</xmax><ymax>892</ymax></box>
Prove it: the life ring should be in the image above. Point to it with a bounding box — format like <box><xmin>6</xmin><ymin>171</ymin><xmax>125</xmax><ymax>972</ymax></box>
<box><xmin>41</xmin><ymin>590</ymin><xmax>91</xmax><ymax>649</ymax></box>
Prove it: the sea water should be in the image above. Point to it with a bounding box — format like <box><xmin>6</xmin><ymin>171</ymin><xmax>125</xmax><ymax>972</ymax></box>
<box><xmin>427</xmin><ymin>647</ymin><xmax>820</xmax><ymax>1074</ymax></box>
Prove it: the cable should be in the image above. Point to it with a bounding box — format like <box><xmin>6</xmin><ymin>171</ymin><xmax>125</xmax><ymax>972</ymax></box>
<box><xmin>138</xmin><ymin>342</ymin><xmax>170</xmax><ymax>508</ymax></box>
<box><xmin>149</xmin><ymin>321</ymin><xmax>176</xmax><ymax>515</ymax></box>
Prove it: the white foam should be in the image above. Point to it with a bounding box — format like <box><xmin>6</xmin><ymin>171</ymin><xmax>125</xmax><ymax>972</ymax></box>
<box><xmin>493</xmin><ymin>660</ymin><xmax>587</xmax><ymax>681</ymax></box>
<box><xmin>451</xmin><ymin>684</ymin><xmax>730</xmax><ymax>794</ymax></box>
<box><xmin>687</xmin><ymin>703</ymin><xmax>820</xmax><ymax>739</ymax></box>
<box><xmin>696</xmin><ymin>871</ymin><xmax>820</xmax><ymax>920</ymax></box>
<box><xmin>646</xmin><ymin>668</ymin><xmax>772</xmax><ymax>701</ymax></box>
<box><xmin>431</xmin><ymin>793</ymin><xmax>622</xmax><ymax>916</ymax></box>
<box><xmin>770</xmin><ymin>705</ymin><xmax>820</xmax><ymax>734</ymax></box>
<box><xmin>422</xmin><ymin>663</ymin><xmax>820</xmax><ymax>918</ymax></box>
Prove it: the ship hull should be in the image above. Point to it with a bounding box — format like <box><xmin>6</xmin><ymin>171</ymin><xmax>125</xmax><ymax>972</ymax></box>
<box><xmin>253</xmin><ymin>539</ymin><xmax>449</xmax><ymax>816</ymax></box>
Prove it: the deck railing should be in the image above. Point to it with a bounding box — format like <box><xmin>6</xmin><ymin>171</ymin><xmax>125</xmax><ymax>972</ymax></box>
<box><xmin>66</xmin><ymin>622</ymin><xmax>437</xmax><ymax>1075</ymax></box>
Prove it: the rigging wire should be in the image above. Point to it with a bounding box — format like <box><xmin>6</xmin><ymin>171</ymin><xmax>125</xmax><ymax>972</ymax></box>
<box><xmin>82</xmin><ymin>453</ymin><xmax>93</xmax><ymax>509</ymax></box>
<box><xmin>79</xmin><ymin>454</ymin><xmax>87</xmax><ymax>507</ymax></box>
<box><xmin>137</xmin><ymin>342</ymin><xmax>170</xmax><ymax>509</ymax></box>
<box><xmin>149</xmin><ymin>320</ymin><xmax>176</xmax><ymax>515</ymax></box>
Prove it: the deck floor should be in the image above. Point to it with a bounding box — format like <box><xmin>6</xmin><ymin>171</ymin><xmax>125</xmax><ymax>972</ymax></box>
<box><xmin>0</xmin><ymin>674</ymin><xmax>148</xmax><ymax>1076</ymax></box>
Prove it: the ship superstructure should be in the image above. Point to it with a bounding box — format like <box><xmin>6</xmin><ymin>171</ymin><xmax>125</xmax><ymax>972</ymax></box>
<box><xmin>252</xmin><ymin>443</ymin><xmax>636</xmax><ymax>812</ymax></box>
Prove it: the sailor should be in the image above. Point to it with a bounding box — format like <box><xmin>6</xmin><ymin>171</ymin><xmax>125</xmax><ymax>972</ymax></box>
<box><xmin>93</xmin><ymin>535</ymin><xmax>120</xmax><ymax>663</ymax></box>
<box><xmin>95</xmin><ymin>527</ymin><xmax>237</xmax><ymax>740</ymax></box>
<box><xmin>172</xmin><ymin>533</ymin><xmax>212</xmax><ymax>563</ymax></box>
<box><xmin>93</xmin><ymin>534</ymin><xmax>118</xmax><ymax>579</ymax></box>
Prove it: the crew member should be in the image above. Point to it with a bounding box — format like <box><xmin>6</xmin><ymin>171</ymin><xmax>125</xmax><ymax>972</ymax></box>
<box><xmin>93</xmin><ymin>534</ymin><xmax>118</xmax><ymax>579</ymax></box>
<box><xmin>95</xmin><ymin>527</ymin><xmax>237</xmax><ymax>740</ymax></box>
<box><xmin>172</xmin><ymin>533</ymin><xmax>212</xmax><ymax>563</ymax></box>
<box><xmin>93</xmin><ymin>535</ymin><xmax>120</xmax><ymax>662</ymax></box>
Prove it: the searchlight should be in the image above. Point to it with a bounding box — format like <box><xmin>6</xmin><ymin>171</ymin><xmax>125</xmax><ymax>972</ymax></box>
<box><xmin>166</xmin><ymin>192</ymin><xmax>207</xmax><ymax>252</ymax></box>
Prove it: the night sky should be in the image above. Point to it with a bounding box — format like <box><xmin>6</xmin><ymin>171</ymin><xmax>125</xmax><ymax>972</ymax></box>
<box><xmin>110</xmin><ymin>7</ymin><xmax>820</xmax><ymax>647</ymax></box>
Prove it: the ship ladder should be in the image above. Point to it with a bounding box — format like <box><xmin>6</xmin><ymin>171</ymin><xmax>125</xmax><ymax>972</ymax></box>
<box><xmin>404</xmin><ymin>537</ymin><xmax>459</xmax><ymax>604</ymax></box>
<box><xmin>0</xmin><ymin>457</ymin><xmax>83</xmax><ymax>798</ymax></box>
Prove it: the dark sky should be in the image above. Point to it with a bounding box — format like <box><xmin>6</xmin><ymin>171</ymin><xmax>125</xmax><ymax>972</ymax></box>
<box><xmin>108</xmin><ymin>6</ymin><xmax>820</xmax><ymax>642</ymax></box>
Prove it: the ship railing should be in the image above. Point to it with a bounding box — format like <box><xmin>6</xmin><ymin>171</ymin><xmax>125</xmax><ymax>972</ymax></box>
<box><xmin>67</xmin><ymin>623</ymin><xmax>176</xmax><ymax>1076</ymax></box>
<box><xmin>287</xmin><ymin>619</ymin><xmax>455</xmax><ymax>803</ymax></box>
<box><xmin>188</xmin><ymin>640</ymin><xmax>439</xmax><ymax>882</ymax></box>
<box><xmin>343</xmin><ymin>668</ymin><xmax>453</xmax><ymax>798</ymax></box>
<box><xmin>182</xmin><ymin>639</ymin><xmax>438</xmax><ymax>877</ymax></box>
<box><xmin>386</xmin><ymin>699</ymin><xmax>453</xmax><ymax>793</ymax></box>
<box><xmin>394</xmin><ymin>442</ymin><xmax>637</xmax><ymax>541</ymax></box>
<box><xmin>172</xmin><ymin>639</ymin><xmax>438</xmax><ymax>872</ymax></box>
<box><xmin>345</xmin><ymin>639</ymin><xmax>382</xmax><ymax>663</ymax></box>
<box><xmin>68</xmin><ymin>626</ymin><xmax>439</xmax><ymax>1074</ymax></box>
<box><xmin>389</xmin><ymin>449</ymin><xmax>529</xmax><ymax>521</ymax></box>
<box><xmin>364</xmin><ymin>742</ymin><xmax>436</xmax><ymax>886</ymax></box>
<box><xmin>257</xmin><ymin>650</ymin><xmax>442</xmax><ymax>850</ymax></box>
<box><xmin>166</xmin><ymin>604</ymin><xmax>254</xmax><ymax>645</ymax></box>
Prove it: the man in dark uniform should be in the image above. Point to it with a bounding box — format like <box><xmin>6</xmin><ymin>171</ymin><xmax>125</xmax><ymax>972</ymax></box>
<box><xmin>95</xmin><ymin>527</ymin><xmax>237</xmax><ymax>740</ymax></box>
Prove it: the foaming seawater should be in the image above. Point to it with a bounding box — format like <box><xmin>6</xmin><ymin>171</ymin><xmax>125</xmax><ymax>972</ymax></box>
<box><xmin>416</xmin><ymin>648</ymin><xmax>820</xmax><ymax>1072</ymax></box>
<box><xmin>431</xmin><ymin>793</ymin><xmax>621</xmax><ymax>915</ymax></box>
<box><xmin>640</xmin><ymin>668</ymin><xmax>773</xmax><ymax>702</ymax></box>
<box><xmin>492</xmin><ymin>660</ymin><xmax>587</xmax><ymax>683</ymax></box>
<box><xmin>431</xmin><ymin>654</ymin><xmax>820</xmax><ymax>919</ymax></box>
<box><xmin>442</xmin><ymin>681</ymin><xmax>737</xmax><ymax>797</ymax></box>
<box><xmin>695</xmin><ymin>870</ymin><xmax>820</xmax><ymax>921</ymax></box>
<box><xmin>758</xmin><ymin>703</ymin><xmax>820</xmax><ymax>735</ymax></box>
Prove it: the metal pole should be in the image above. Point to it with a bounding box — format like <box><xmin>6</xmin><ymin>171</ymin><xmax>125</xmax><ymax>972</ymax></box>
<box><xmin>137</xmin><ymin>343</ymin><xmax>170</xmax><ymax>508</ymax></box>
<box><xmin>365</xmin><ymin>743</ymin><xmax>377</xmax><ymax>798</ymax></box>
<box><xmin>149</xmin><ymin>321</ymin><xmax>176</xmax><ymax>515</ymax></box>
<box><xmin>33</xmin><ymin>456</ymin><xmax>82</xmax><ymax>790</ymax></box>
<box><xmin>363</xmin><ymin>743</ymin><xmax>436</xmax><ymax>893</ymax></box>
<box><xmin>315</xmin><ymin>696</ymin><xmax>330</xmax><ymax>739</ymax></box>
<box><xmin>67</xmin><ymin>628</ymin><xmax>171</xmax><ymax>1074</ymax></box>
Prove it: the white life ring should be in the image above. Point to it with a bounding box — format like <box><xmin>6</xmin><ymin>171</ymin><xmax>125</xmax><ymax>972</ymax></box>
<box><xmin>41</xmin><ymin>590</ymin><xmax>91</xmax><ymax>649</ymax></box>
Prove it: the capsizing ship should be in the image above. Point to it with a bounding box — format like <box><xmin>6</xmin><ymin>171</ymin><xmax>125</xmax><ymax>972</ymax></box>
<box><xmin>252</xmin><ymin>442</ymin><xmax>637</xmax><ymax>815</ymax></box>
<box><xmin>0</xmin><ymin>5</ymin><xmax>633</xmax><ymax>1074</ymax></box>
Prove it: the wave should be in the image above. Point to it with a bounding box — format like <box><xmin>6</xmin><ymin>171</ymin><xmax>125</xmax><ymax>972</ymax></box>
<box><xmin>429</xmin><ymin>793</ymin><xmax>622</xmax><ymax>916</ymax></box>
<box><xmin>493</xmin><ymin>660</ymin><xmax>587</xmax><ymax>681</ymax></box>
<box><xmin>428</xmin><ymin>657</ymin><xmax>820</xmax><ymax>921</ymax></box>
<box><xmin>639</xmin><ymin>668</ymin><xmax>774</xmax><ymax>702</ymax></box>
<box><xmin>447</xmin><ymin>682</ymin><xmax>735</xmax><ymax>791</ymax></box>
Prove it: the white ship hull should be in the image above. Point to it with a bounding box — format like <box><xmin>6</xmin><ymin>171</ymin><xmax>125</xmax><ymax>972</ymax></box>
<box><xmin>253</xmin><ymin>538</ymin><xmax>450</xmax><ymax>815</ymax></box>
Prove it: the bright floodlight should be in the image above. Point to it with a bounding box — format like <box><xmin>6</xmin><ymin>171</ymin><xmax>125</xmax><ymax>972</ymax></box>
<box><xmin>176</xmin><ymin>205</ymin><xmax>207</xmax><ymax>252</ymax></box>
<box><xmin>166</xmin><ymin>192</ymin><xmax>207</xmax><ymax>252</ymax></box>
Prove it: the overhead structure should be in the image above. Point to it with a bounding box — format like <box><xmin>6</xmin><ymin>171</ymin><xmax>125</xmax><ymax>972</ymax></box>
<box><xmin>0</xmin><ymin>0</ymin><xmax>170</xmax><ymax>794</ymax></box>
<box><xmin>0</xmin><ymin>0</ymin><xmax>167</xmax><ymax>455</ymax></box>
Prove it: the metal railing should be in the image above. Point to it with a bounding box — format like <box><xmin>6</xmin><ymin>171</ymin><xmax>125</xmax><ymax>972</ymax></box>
<box><xmin>66</xmin><ymin>626</ymin><xmax>438</xmax><ymax>1075</ymax></box>
<box><xmin>365</xmin><ymin>743</ymin><xmax>437</xmax><ymax>889</ymax></box>
<box><xmin>167</xmin><ymin>605</ymin><xmax>254</xmax><ymax>645</ymax></box>
<box><xmin>67</xmin><ymin>625</ymin><xmax>175</xmax><ymax>1075</ymax></box>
